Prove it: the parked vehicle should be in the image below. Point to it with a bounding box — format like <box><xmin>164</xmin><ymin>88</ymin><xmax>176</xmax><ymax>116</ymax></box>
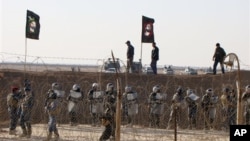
<box><xmin>104</xmin><ymin>68</ymin><xmax>116</xmax><ymax>73</ymax></box>
<box><xmin>182</xmin><ymin>67</ymin><xmax>197</xmax><ymax>75</ymax></box>
<box><xmin>163</xmin><ymin>66</ymin><xmax>174</xmax><ymax>75</ymax></box>
<box><xmin>142</xmin><ymin>66</ymin><xmax>154</xmax><ymax>74</ymax></box>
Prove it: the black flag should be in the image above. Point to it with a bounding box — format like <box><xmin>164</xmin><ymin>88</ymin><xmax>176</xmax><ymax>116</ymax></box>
<box><xmin>141</xmin><ymin>16</ymin><xmax>155</xmax><ymax>43</ymax></box>
<box><xmin>26</xmin><ymin>10</ymin><xmax>40</xmax><ymax>40</ymax></box>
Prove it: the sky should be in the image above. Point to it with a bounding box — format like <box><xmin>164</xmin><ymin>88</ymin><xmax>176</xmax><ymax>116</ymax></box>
<box><xmin>0</xmin><ymin>0</ymin><xmax>249</xmax><ymax>69</ymax></box>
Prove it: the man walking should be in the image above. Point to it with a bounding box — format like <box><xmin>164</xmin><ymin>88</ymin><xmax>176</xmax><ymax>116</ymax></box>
<box><xmin>212</xmin><ymin>43</ymin><xmax>226</xmax><ymax>74</ymax></box>
<box><xmin>125</xmin><ymin>40</ymin><xmax>134</xmax><ymax>73</ymax></box>
<box><xmin>151</xmin><ymin>42</ymin><xmax>159</xmax><ymax>74</ymax></box>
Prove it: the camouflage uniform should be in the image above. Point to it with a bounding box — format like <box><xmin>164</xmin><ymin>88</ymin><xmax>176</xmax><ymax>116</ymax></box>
<box><xmin>167</xmin><ymin>87</ymin><xmax>185</xmax><ymax>129</ymax></box>
<box><xmin>44</xmin><ymin>90</ymin><xmax>60</xmax><ymax>141</ymax></box>
<box><xmin>242</xmin><ymin>85</ymin><xmax>250</xmax><ymax>125</ymax></box>
<box><xmin>103</xmin><ymin>83</ymin><xmax>117</xmax><ymax>140</ymax></box>
<box><xmin>87</xmin><ymin>83</ymin><xmax>104</xmax><ymax>126</ymax></box>
<box><xmin>122</xmin><ymin>86</ymin><xmax>138</xmax><ymax>127</ymax></box>
<box><xmin>67</xmin><ymin>84</ymin><xmax>84</xmax><ymax>126</ymax></box>
<box><xmin>7</xmin><ymin>86</ymin><xmax>22</xmax><ymax>135</ymax></box>
<box><xmin>220</xmin><ymin>87</ymin><xmax>236</xmax><ymax>130</ymax></box>
<box><xmin>185</xmin><ymin>89</ymin><xmax>199</xmax><ymax>129</ymax></box>
<box><xmin>201</xmin><ymin>88</ymin><xmax>218</xmax><ymax>130</ymax></box>
<box><xmin>19</xmin><ymin>86</ymin><xmax>34</xmax><ymax>138</ymax></box>
<box><xmin>149</xmin><ymin>85</ymin><xmax>165</xmax><ymax>128</ymax></box>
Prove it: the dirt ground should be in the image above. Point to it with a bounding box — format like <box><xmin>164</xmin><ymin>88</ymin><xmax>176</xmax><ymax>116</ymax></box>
<box><xmin>0</xmin><ymin>124</ymin><xmax>229</xmax><ymax>141</ymax></box>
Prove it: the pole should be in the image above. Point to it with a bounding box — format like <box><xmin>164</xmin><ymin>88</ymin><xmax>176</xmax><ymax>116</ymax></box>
<box><xmin>174</xmin><ymin>107</ymin><xmax>177</xmax><ymax>141</ymax></box>
<box><xmin>140</xmin><ymin>43</ymin><xmax>142</xmax><ymax>65</ymax></box>
<box><xmin>24</xmin><ymin>38</ymin><xmax>27</xmax><ymax>77</ymax></box>
<box><xmin>111</xmin><ymin>51</ymin><xmax>121</xmax><ymax>141</ymax></box>
<box><xmin>235</xmin><ymin>55</ymin><xmax>243</xmax><ymax>124</ymax></box>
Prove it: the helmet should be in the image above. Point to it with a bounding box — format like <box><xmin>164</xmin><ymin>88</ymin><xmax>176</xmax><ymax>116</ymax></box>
<box><xmin>49</xmin><ymin>92</ymin><xmax>57</xmax><ymax>99</ymax></box>
<box><xmin>222</xmin><ymin>87</ymin><xmax>230</xmax><ymax>93</ymax></box>
<box><xmin>245</xmin><ymin>85</ymin><xmax>250</xmax><ymax>93</ymax></box>
<box><xmin>186</xmin><ymin>89</ymin><xmax>193</xmax><ymax>95</ymax></box>
<box><xmin>152</xmin><ymin>85</ymin><xmax>160</xmax><ymax>93</ymax></box>
<box><xmin>206</xmin><ymin>88</ymin><xmax>213</xmax><ymax>94</ymax></box>
<box><xmin>92</xmin><ymin>83</ymin><xmax>99</xmax><ymax>89</ymax></box>
<box><xmin>72</xmin><ymin>84</ymin><xmax>80</xmax><ymax>92</ymax></box>
<box><xmin>125</xmin><ymin>86</ymin><xmax>132</xmax><ymax>93</ymax></box>
<box><xmin>176</xmin><ymin>86</ymin><xmax>183</xmax><ymax>94</ymax></box>
<box><xmin>106</xmin><ymin>83</ymin><xmax>114</xmax><ymax>91</ymax></box>
<box><xmin>52</xmin><ymin>82</ymin><xmax>60</xmax><ymax>90</ymax></box>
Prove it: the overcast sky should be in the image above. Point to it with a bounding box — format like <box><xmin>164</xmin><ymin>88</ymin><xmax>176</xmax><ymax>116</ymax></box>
<box><xmin>0</xmin><ymin>0</ymin><xmax>249</xmax><ymax>69</ymax></box>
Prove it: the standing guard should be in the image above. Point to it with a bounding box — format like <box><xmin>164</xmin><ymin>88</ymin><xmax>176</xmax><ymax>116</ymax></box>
<box><xmin>19</xmin><ymin>79</ymin><xmax>34</xmax><ymax>138</ymax></box>
<box><xmin>148</xmin><ymin>85</ymin><xmax>166</xmax><ymax>128</ymax></box>
<box><xmin>185</xmin><ymin>89</ymin><xmax>199</xmax><ymax>129</ymax></box>
<box><xmin>220</xmin><ymin>87</ymin><xmax>231</xmax><ymax>130</ymax></box>
<box><xmin>167</xmin><ymin>86</ymin><xmax>185</xmax><ymax>129</ymax></box>
<box><xmin>87</xmin><ymin>83</ymin><xmax>104</xmax><ymax>126</ymax></box>
<box><xmin>201</xmin><ymin>88</ymin><xmax>218</xmax><ymax>130</ymax></box>
<box><xmin>122</xmin><ymin>86</ymin><xmax>138</xmax><ymax>127</ymax></box>
<box><xmin>67</xmin><ymin>84</ymin><xmax>84</xmax><ymax>126</ymax></box>
<box><xmin>44</xmin><ymin>90</ymin><xmax>60</xmax><ymax>141</ymax></box>
<box><xmin>7</xmin><ymin>85</ymin><xmax>22</xmax><ymax>135</ymax></box>
<box><xmin>103</xmin><ymin>83</ymin><xmax>117</xmax><ymax>140</ymax></box>
<box><xmin>242</xmin><ymin>85</ymin><xmax>250</xmax><ymax>125</ymax></box>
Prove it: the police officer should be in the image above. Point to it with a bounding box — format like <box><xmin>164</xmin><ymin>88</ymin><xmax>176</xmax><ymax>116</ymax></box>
<box><xmin>167</xmin><ymin>86</ymin><xmax>185</xmax><ymax>129</ymax></box>
<box><xmin>242</xmin><ymin>85</ymin><xmax>250</xmax><ymax>125</ymax></box>
<box><xmin>103</xmin><ymin>83</ymin><xmax>117</xmax><ymax>140</ymax></box>
<box><xmin>67</xmin><ymin>84</ymin><xmax>84</xmax><ymax>126</ymax></box>
<box><xmin>220</xmin><ymin>87</ymin><xmax>231</xmax><ymax>130</ymax></box>
<box><xmin>185</xmin><ymin>89</ymin><xmax>199</xmax><ymax>130</ymax></box>
<box><xmin>7</xmin><ymin>85</ymin><xmax>22</xmax><ymax>135</ymax></box>
<box><xmin>19</xmin><ymin>79</ymin><xmax>34</xmax><ymax>138</ymax></box>
<box><xmin>201</xmin><ymin>88</ymin><xmax>218</xmax><ymax>130</ymax></box>
<box><xmin>44</xmin><ymin>90</ymin><xmax>60</xmax><ymax>141</ymax></box>
<box><xmin>122</xmin><ymin>86</ymin><xmax>138</xmax><ymax>127</ymax></box>
<box><xmin>87</xmin><ymin>83</ymin><xmax>104</xmax><ymax>126</ymax></box>
<box><xmin>148</xmin><ymin>85</ymin><xmax>165</xmax><ymax>128</ymax></box>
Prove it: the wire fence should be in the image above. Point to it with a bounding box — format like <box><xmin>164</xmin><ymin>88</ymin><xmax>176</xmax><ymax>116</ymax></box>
<box><xmin>1</xmin><ymin>68</ymin><xmax>249</xmax><ymax>140</ymax></box>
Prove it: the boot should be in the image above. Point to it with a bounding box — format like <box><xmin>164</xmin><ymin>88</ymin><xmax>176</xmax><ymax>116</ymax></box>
<box><xmin>9</xmin><ymin>129</ymin><xmax>16</xmax><ymax>135</ymax></box>
<box><xmin>27</xmin><ymin>127</ymin><xmax>32</xmax><ymax>138</ymax></box>
<box><xmin>44</xmin><ymin>132</ymin><xmax>52</xmax><ymax>141</ymax></box>
<box><xmin>19</xmin><ymin>128</ymin><xmax>27</xmax><ymax>137</ymax></box>
<box><xmin>54</xmin><ymin>130</ymin><xmax>60</xmax><ymax>141</ymax></box>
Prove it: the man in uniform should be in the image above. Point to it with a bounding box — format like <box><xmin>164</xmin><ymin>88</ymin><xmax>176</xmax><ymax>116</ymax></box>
<box><xmin>7</xmin><ymin>85</ymin><xmax>22</xmax><ymax>135</ymax></box>
<box><xmin>148</xmin><ymin>85</ymin><xmax>165</xmax><ymax>128</ymax></box>
<box><xmin>87</xmin><ymin>83</ymin><xmax>104</xmax><ymax>126</ymax></box>
<box><xmin>185</xmin><ymin>89</ymin><xmax>199</xmax><ymax>130</ymax></box>
<box><xmin>44</xmin><ymin>90</ymin><xmax>60</xmax><ymax>141</ymax></box>
<box><xmin>201</xmin><ymin>88</ymin><xmax>218</xmax><ymax>130</ymax></box>
<box><xmin>103</xmin><ymin>83</ymin><xmax>117</xmax><ymax>140</ymax></box>
<box><xmin>67</xmin><ymin>84</ymin><xmax>84</xmax><ymax>126</ymax></box>
<box><xmin>167</xmin><ymin>86</ymin><xmax>185</xmax><ymax>129</ymax></box>
<box><xmin>19</xmin><ymin>79</ymin><xmax>34</xmax><ymax>138</ymax></box>
<box><xmin>242</xmin><ymin>85</ymin><xmax>250</xmax><ymax>125</ymax></box>
<box><xmin>220</xmin><ymin>87</ymin><xmax>231</xmax><ymax>130</ymax></box>
<box><xmin>122</xmin><ymin>86</ymin><xmax>138</xmax><ymax>127</ymax></box>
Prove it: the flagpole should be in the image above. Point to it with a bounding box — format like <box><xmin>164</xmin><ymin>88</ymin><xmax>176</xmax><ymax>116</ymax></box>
<box><xmin>140</xmin><ymin>42</ymin><xmax>142</xmax><ymax>65</ymax></box>
<box><xmin>24</xmin><ymin>38</ymin><xmax>27</xmax><ymax>76</ymax></box>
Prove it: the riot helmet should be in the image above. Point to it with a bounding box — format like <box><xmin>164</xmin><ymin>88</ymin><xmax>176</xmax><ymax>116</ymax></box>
<box><xmin>125</xmin><ymin>86</ymin><xmax>132</xmax><ymax>93</ymax></box>
<box><xmin>206</xmin><ymin>88</ymin><xmax>213</xmax><ymax>95</ymax></box>
<box><xmin>176</xmin><ymin>86</ymin><xmax>183</xmax><ymax>95</ymax></box>
<box><xmin>152</xmin><ymin>85</ymin><xmax>160</xmax><ymax>93</ymax></box>
<box><xmin>52</xmin><ymin>82</ymin><xmax>60</xmax><ymax>90</ymax></box>
<box><xmin>92</xmin><ymin>83</ymin><xmax>99</xmax><ymax>90</ymax></box>
<box><xmin>245</xmin><ymin>85</ymin><xmax>250</xmax><ymax>93</ymax></box>
<box><xmin>106</xmin><ymin>83</ymin><xmax>114</xmax><ymax>92</ymax></box>
<box><xmin>72</xmin><ymin>84</ymin><xmax>80</xmax><ymax>92</ymax></box>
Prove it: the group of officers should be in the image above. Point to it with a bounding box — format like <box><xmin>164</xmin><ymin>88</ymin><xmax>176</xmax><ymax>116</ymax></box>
<box><xmin>6</xmin><ymin>79</ymin><xmax>250</xmax><ymax>141</ymax></box>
